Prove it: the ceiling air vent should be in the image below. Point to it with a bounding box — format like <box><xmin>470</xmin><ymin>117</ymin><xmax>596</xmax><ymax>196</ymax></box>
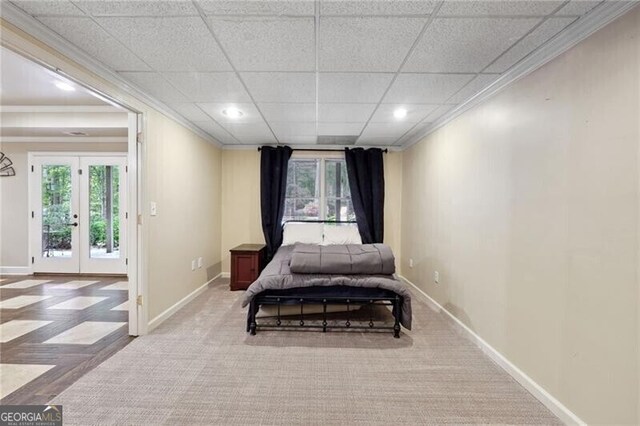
<box><xmin>316</xmin><ymin>135</ymin><xmax>358</xmax><ymax>145</ymax></box>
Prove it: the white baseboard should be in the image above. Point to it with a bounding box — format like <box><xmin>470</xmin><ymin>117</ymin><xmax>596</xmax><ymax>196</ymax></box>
<box><xmin>398</xmin><ymin>275</ymin><xmax>585</xmax><ymax>426</ymax></box>
<box><xmin>0</xmin><ymin>266</ymin><xmax>33</xmax><ymax>275</ymax></box>
<box><xmin>148</xmin><ymin>273</ymin><xmax>222</xmax><ymax>332</ymax></box>
<box><xmin>220</xmin><ymin>272</ymin><xmax>230</xmax><ymax>278</ymax></box>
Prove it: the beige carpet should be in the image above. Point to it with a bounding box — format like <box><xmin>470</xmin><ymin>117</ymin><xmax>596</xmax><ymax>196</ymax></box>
<box><xmin>53</xmin><ymin>279</ymin><xmax>560</xmax><ymax>425</ymax></box>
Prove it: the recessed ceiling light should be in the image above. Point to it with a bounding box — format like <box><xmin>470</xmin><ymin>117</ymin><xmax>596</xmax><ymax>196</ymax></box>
<box><xmin>65</xmin><ymin>131</ymin><xmax>88</xmax><ymax>136</ymax></box>
<box><xmin>393</xmin><ymin>108</ymin><xmax>408</xmax><ymax>119</ymax></box>
<box><xmin>221</xmin><ymin>107</ymin><xmax>243</xmax><ymax>119</ymax></box>
<box><xmin>55</xmin><ymin>81</ymin><xmax>75</xmax><ymax>91</ymax></box>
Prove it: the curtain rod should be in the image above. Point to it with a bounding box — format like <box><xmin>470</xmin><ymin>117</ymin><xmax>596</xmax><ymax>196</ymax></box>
<box><xmin>257</xmin><ymin>147</ymin><xmax>388</xmax><ymax>153</ymax></box>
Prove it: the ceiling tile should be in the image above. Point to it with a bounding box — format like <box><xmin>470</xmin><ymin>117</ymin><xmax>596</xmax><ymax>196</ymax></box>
<box><xmin>97</xmin><ymin>17</ymin><xmax>232</xmax><ymax>71</ymax></box>
<box><xmin>119</xmin><ymin>72</ymin><xmax>187</xmax><ymax>103</ymax></box>
<box><xmin>241</xmin><ymin>72</ymin><xmax>315</xmax><ymax>102</ymax></box>
<box><xmin>279</xmin><ymin>136</ymin><xmax>318</xmax><ymax>144</ymax></box>
<box><xmin>360</xmin><ymin>122</ymin><xmax>415</xmax><ymax>139</ymax></box>
<box><xmin>193</xmin><ymin>120</ymin><xmax>238</xmax><ymax>144</ymax></box>
<box><xmin>485</xmin><ymin>17</ymin><xmax>576</xmax><ymax>73</ymax></box>
<box><xmin>404</xmin><ymin>18</ymin><xmax>540</xmax><ymax>73</ymax></box>
<box><xmin>384</xmin><ymin>74</ymin><xmax>474</xmax><ymax>104</ymax></box>
<box><xmin>394</xmin><ymin>122</ymin><xmax>431</xmax><ymax>145</ymax></box>
<box><xmin>370</xmin><ymin>104</ymin><xmax>439</xmax><ymax>123</ymax></box>
<box><xmin>320</xmin><ymin>0</ymin><xmax>437</xmax><ymax>16</ymax></box>
<box><xmin>37</xmin><ymin>17</ymin><xmax>150</xmax><ymax>72</ymax></box>
<box><xmin>319</xmin><ymin>17</ymin><xmax>426</xmax><ymax>71</ymax></box>
<box><xmin>317</xmin><ymin>122</ymin><xmax>365</xmax><ymax>135</ymax></box>
<box><xmin>269</xmin><ymin>122</ymin><xmax>317</xmax><ymax>139</ymax></box>
<box><xmin>220</xmin><ymin>121</ymin><xmax>277</xmax><ymax>144</ymax></box>
<box><xmin>74</xmin><ymin>1</ymin><xmax>198</xmax><ymax>16</ymax></box>
<box><xmin>424</xmin><ymin>104</ymin><xmax>456</xmax><ymax>122</ymax></box>
<box><xmin>209</xmin><ymin>17</ymin><xmax>315</xmax><ymax>71</ymax></box>
<box><xmin>198</xmin><ymin>102</ymin><xmax>264</xmax><ymax>123</ymax></box>
<box><xmin>555</xmin><ymin>1</ymin><xmax>602</xmax><ymax>16</ymax></box>
<box><xmin>318</xmin><ymin>104</ymin><xmax>377</xmax><ymax>122</ymax></box>
<box><xmin>198</xmin><ymin>1</ymin><xmax>315</xmax><ymax>16</ymax></box>
<box><xmin>170</xmin><ymin>103</ymin><xmax>212</xmax><ymax>121</ymax></box>
<box><xmin>10</xmin><ymin>0</ymin><xmax>84</xmax><ymax>15</ymax></box>
<box><xmin>439</xmin><ymin>1</ymin><xmax>564</xmax><ymax>16</ymax></box>
<box><xmin>163</xmin><ymin>72</ymin><xmax>251</xmax><ymax>102</ymax></box>
<box><xmin>319</xmin><ymin>73</ymin><xmax>393</xmax><ymax>103</ymax></box>
<box><xmin>447</xmin><ymin>74</ymin><xmax>499</xmax><ymax>103</ymax></box>
<box><xmin>259</xmin><ymin>103</ymin><xmax>316</xmax><ymax>122</ymax></box>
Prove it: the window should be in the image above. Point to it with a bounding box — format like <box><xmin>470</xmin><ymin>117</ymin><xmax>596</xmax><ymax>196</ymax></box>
<box><xmin>284</xmin><ymin>156</ymin><xmax>355</xmax><ymax>222</ymax></box>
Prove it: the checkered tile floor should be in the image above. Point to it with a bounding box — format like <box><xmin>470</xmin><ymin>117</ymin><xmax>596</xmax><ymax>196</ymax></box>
<box><xmin>0</xmin><ymin>276</ymin><xmax>132</xmax><ymax>404</ymax></box>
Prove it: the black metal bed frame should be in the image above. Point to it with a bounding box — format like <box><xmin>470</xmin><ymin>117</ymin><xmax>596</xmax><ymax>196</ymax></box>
<box><xmin>246</xmin><ymin>220</ymin><xmax>402</xmax><ymax>338</ymax></box>
<box><xmin>247</xmin><ymin>294</ymin><xmax>402</xmax><ymax>338</ymax></box>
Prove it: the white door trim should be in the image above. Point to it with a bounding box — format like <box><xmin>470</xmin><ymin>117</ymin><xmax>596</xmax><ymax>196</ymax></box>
<box><xmin>128</xmin><ymin>112</ymin><xmax>144</xmax><ymax>336</ymax></box>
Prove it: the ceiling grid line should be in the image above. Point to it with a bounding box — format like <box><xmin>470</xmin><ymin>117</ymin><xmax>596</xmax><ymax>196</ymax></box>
<box><xmin>191</xmin><ymin>0</ymin><xmax>281</xmax><ymax>145</ymax></box>
<box><xmin>4</xmin><ymin>0</ymin><xmax>632</xmax><ymax>148</ymax></box>
<box><xmin>314</xmin><ymin>0</ymin><xmax>320</xmax><ymax>140</ymax></box>
<box><xmin>392</xmin><ymin>0</ymin><xmax>575</xmax><ymax>146</ymax></box>
<box><xmin>353</xmin><ymin>0</ymin><xmax>446</xmax><ymax>145</ymax></box>
<box><xmin>62</xmin><ymin>0</ymin><xmax>242</xmax><ymax>144</ymax></box>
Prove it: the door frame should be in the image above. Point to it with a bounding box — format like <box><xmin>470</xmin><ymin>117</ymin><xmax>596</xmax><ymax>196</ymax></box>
<box><xmin>29</xmin><ymin>152</ymin><xmax>128</xmax><ymax>274</ymax></box>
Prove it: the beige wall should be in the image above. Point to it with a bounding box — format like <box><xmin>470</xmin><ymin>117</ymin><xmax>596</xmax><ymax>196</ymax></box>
<box><xmin>145</xmin><ymin>109</ymin><xmax>222</xmax><ymax>319</ymax></box>
<box><xmin>0</xmin><ymin>142</ymin><xmax>127</xmax><ymax>267</ymax></box>
<box><xmin>1</xmin><ymin>20</ymin><xmax>223</xmax><ymax>324</ymax></box>
<box><xmin>401</xmin><ymin>8</ymin><xmax>640</xmax><ymax>424</ymax></box>
<box><xmin>220</xmin><ymin>149</ymin><xmax>403</xmax><ymax>273</ymax></box>
<box><xmin>220</xmin><ymin>149</ymin><xmax>264</xmax><ymax>273</ymax></box>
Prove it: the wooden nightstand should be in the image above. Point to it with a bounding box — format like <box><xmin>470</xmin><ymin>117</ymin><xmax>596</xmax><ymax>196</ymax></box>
<box><xmin>229</xmin><ymin>244</ymin><xmax>266</xmax><ymax>291</ymax></box>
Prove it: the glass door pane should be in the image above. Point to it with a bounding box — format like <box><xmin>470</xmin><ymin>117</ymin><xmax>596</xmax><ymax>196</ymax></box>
<box><xmin>31</xmin><ymin>156</ymin><xmax>80</xmax><ymax>274</ymax></box>
<box><xmin>41</xmin><ymin>165</ymin><xmax>74</xmax><ymax>258</ymax></box>
<box><xmin>88</xmin><ymin>165</ymin><xmax>121</xmax><ymax>259</ymax></box>
<box><xmin>79</xmin><ymin>156</ymin><xmax>127</xmax><ymax>275</ymax></box>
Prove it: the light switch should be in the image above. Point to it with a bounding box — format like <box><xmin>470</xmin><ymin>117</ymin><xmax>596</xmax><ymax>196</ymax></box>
<box><xmin>150</xmin><ymin>201</ymin><xmax>157</xmax><ymax>216</ymax></box>
<box><xmin>197</xmin><ymin>257</ymin><xmax>203</xmax><ymax>268</ymax></box>
<box><xmin>191</xmin><ymin>260</ymin><xmax>196</xmax><ymax>271</ymax></box>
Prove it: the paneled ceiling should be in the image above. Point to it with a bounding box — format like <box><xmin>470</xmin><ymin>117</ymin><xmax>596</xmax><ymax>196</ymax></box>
<box><xmin>4</xmin><ymin>0</ymin><xmax>618</xmax><ymax>147</ymax></box>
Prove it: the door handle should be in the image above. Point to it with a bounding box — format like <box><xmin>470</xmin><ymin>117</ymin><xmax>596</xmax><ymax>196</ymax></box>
<box><xmin>66</xmin><ymin>222</ymin><xmax>78</xmax><ymax>227</ymax></box>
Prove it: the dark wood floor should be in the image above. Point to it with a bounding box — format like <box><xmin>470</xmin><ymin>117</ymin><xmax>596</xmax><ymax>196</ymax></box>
<box><xmin>0</xmin><ymin>275</ymin><xmax>133</xmax><ymax>405</ymax></box>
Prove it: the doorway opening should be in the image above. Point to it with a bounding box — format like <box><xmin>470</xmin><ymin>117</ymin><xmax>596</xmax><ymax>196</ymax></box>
<box><xmin>1</xmin><ymin>45</ymin><xmax>143</xmax><ymax>338</ymax></box>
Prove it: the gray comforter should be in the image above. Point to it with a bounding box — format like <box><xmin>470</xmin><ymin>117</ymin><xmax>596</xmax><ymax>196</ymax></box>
<box><xmin>242</xmin><ymin>245</ymin><xmax>412</xmax><ymax>329</ymax></box>
<box><xmin>289</xmin><ymin>243</ymin><xmax>396</xmax><ymax>275</ymax></box>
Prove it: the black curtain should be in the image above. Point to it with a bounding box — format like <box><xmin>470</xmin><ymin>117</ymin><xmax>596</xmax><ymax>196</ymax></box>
<box><xmin>345</xmin><ymin>148</ymin><xmax>385</xmax><ymax>244</ymax></box>
<box><xmin>260</xmin><ymin>146</ymin><xmax>293</xmax><ymax>261</ymax></box>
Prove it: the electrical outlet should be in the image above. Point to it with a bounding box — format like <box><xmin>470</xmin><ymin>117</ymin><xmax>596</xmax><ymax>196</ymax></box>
<box><xmin>409</xmin><ymin>258</ymin><xmax>414</xmax><ymax>268</ymax></box>
<box><xmin>434</xmin><ymin>271</ymin><xmax>440</xmax><ymax>284</ymax></box>
<box><xmin>197</xmin><ymin>257</ymin><xmax>203</xmax><ymax>268</ymax></box>
<box><xmin>191</xmin><ymin>260</ymin><xmax>196</xmax><ymax>271</ymax></box>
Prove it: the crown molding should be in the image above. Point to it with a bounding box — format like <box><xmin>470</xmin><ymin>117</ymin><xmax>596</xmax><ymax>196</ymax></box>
<box><xmin>399</xmin><ymin>1</ymin><xmax>640</xmax><ymax>149</ymax></box>
<box><xmin>0</xmin><ymin>105</ymin><xmax>123</xmax><ymax>113</ymax></box>
<box><xmin>0</xmin><ymin>136</ymin><xmax>127</xmax><ymax>143</ymax></box>
<box><xmin>0</xmin><ymin>3</ymin><xmax>223</xmax><ymax>148</ymax></box>
<box><xmin>221</xmin><ymin>143</ymin><xmax>403</xmax><ymax>152</ymax></box>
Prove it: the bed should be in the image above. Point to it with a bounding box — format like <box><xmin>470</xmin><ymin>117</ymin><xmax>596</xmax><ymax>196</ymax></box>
<box><xmin>242</xmin><ymin>221</ymin><xmax>412</xmax><ymax>338</ymax></box>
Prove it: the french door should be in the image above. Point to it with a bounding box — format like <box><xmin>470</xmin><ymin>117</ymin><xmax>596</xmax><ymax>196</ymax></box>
<box><xmin>30</xmin><ymin>154</ymin><xmax>127</xmax><ymax>274</ymax></box>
